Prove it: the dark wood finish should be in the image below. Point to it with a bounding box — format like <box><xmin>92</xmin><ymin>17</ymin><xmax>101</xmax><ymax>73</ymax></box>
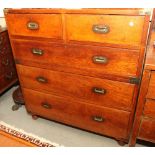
<box><xmin>12</xmin><ymin>87</ymin><xmax>25</xmax><ymax>111</ymax></box>
<box><xmin>23</xmin><ymin>88</ymin><xmax>130</xmax><ymax>139</ymax></box>
<box><xmin>5</xmin><ymin>8</ymin><xmax>151</xmax><ymax>144</ymax></box>
<box><xmin>129</xmin><ymin>9</ymin><xmax>155</xmax><ymax>146</ymax></box>
<box><xmin>0</xmin><ymin>30</ymin><xmax>18</xmax><ymax>94</ymax></box>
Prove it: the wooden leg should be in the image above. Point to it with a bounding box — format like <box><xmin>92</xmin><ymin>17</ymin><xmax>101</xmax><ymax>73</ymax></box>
<box><xmin>12</xmin><ymin>104</ymin><xmax>22</xmax><ymax>111</ymax></box>
<box><xmin>116</xmin><ymin>139</ymin><xmax>127</xmax><ymax>146</ymax></box>
<box><xmin>129</xmin><ymin>137</ymin><xmax>136</xmax><ymax>147</ymax></box>
<box><xmin>32</xmin><ymin>115</ymin><xmax>38</xmax><ymax>120</ymax></box>
<box><xmin>12</xmin><ymin>86</ymin><xmax>25</xmax><ymax>111</ymax></box>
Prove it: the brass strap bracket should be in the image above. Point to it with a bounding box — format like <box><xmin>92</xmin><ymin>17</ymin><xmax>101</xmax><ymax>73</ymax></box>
<box><xmin>129</xmin><ymin>77</ymin><xmax>140</xmax><ymax>85</ymax></box>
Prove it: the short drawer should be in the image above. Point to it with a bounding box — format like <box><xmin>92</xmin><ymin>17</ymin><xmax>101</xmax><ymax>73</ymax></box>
<box><xmin>146</xmin><ymin>72</ymin><xmax>155</xmax><ymax>99</ymax></box>
<box><xmin>6</xmin><ymin>14</ymin><xmax>62</xmax><ymax>39</ymax></box>
<box><xmin>17</xmin><ymin>65</ymin><xmax>135</xmax><ymax>111</ymax></box>
<box><xmin>143</xmin><ymin>99</ymin><xmax>155</xmax><ymax>119</ymax></box>
<box><xmin>12</xmin><ymin>39</ymin><xmax>139</xmax><ymax>78</ymax></box>
<box><xmin>23</xmin><ymin>88</ymin><xmax>130</xmax><ymax>139</ymax></box>
<box><xmin>66</xmin><ymin>14</ymin><xmax>145</xmax><ymax>47</ymax></box>
<box><xmin>138</xmin><ymin>117</ymin><xmax>155</xmax><ymax>143</ymax></box>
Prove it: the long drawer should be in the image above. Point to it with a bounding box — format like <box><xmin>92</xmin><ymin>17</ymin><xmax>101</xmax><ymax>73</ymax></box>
<box><xmin>23</xmin><ymin>88</ymin><xmax>130</xmax><ymax>139</ymax></box>
<box><xmin>6</xmin><ymin>14</ymin><xmax>62</xmax><ymax>39</ymax></box>
<box><xmin>66</xmin><ymin>14</ymin><xmax>145</xmax><ymax>47</ymax></box>
<box><xmin>138</xmin><ymin>117</ymin><xmax>155</xmax><ymax>143</ymax></box>
<box><xmin>12</xmin><ymin>39</ymin><xmax>140</xmax><ymax>78</ymax></box>
<box><xmin>17</xmin><ymin>65</ymin><xmax>135</xmax><ymax>111</ymax></box>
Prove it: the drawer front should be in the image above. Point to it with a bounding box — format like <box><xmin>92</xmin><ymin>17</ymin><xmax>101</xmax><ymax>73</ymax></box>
<box><xmin>0</xmin><ymin>44</ymin><xmax>11</xmax><ymax>55</ymax></box>
<box><xmin>66</xmin><ymin>14</ymin><xmax>145</xmax><ymax>46</ymax></box>
<box><xmin>144</xmin><ymin>99</ymin><xmax>155</xmax><ymax>119</ymax></box>
<box><xmin>12</xmin><ymin>39</ymin><xmax>139</xmax><ymax>78</ymax></box>
<box><xmin>1</xmin><ymin>52</ymin><xmax>16</xmax><ymax>73</ymax></box>
<box><xmin>0</xmin><ymin>32</ymin><xmax>8</xmax><ymax>49</ymax></box>
<box><xmin>17</xmin><ymin>65</ymin><xmax>135</xmax><ymax>111</ymax></box>
<box><xmin>1</xmin><ymin>53</ymin><xmax>12</xmax><ymax>68</ymax></box>
<box><xmin>0</xmin><ymin>63</ymin><xmax>4</xmax><ymax>75</ymax></box>
<box><xmin>23</xmin><ymin>88</ymin><xmax>130</xmax><ymax>139</ymax></box>
<box><xmin>138</xmin><ymin>118</ymin><xmax>155</xmax><ymax>143</ymax></box>
<box><xmin>146</xmin><ymin>72</ymin><xmax>155</xmax><ymax>99</ymax></box>
<box><xmin>6</xmin><ymin>14</ymin><xmax>62</xmax><ymax>39</ymax></box>
<box><xmin>0</xmin><ymin>70</ymin><xmax>17</xmax><ymax>93</ymax></box>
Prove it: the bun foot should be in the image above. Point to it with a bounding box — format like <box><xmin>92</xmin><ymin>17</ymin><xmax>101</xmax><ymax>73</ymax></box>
<box><xmin>117</xmin><ymin>140</ymin><xmax>126</xmax><ymax>146</ymax></box>
<box><xmin>32</xmin><ymin>115</ymin><xmax>38</xmax><ymax>120</ymax></box>
<box><xmin>12</xmin><ymin>104</ymin><xmax>21</xmax><ymax>111</ymax></box>
<box><xmin>12</xmin><ymin>86</ymin><xmax>25</xmax><ymax>111</ymax></box>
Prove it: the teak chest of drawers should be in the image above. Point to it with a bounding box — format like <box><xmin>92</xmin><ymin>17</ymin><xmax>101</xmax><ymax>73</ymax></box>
<box><xmin>4</xmin><ymin>8</ymin><xmax>150</xmax><ymax>145</ymax></box>
<box><xmin>130</xmin><ymin>9</ymin><xmax>155</xmax><ymax>146</ymax></box>
<box><xmin>0</xmin><ymin>29</ymin><xmax>17</xmax><ymax>94</ymax></box>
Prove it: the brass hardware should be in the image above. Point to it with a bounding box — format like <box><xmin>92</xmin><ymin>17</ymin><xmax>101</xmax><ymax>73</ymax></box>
<box><xmin>2</xmin><ymin>59</ymin><xmax>9</xmax><ymax>66</ymax></box>
<box><xmin>93</xmin><ymin>56</ymin><xmax>108</xmax><ymax>64</ymax></box>
<box><xmin>139</xmin><ymin>9</ymin><xmax>152</xmax><ymax>15</ymax></box>
<box><xmin>5</xmin><ymin>71</ymin><xmax>13</xmax><ymax>80</ymax></box>
<box><xmin>32</xmin><ymin>48</ymin><xmax>44</xmax><ymax>56</ymax></box>
<box><xmin>129</xmin><ymin>77</ymin><xmax>140</xmax><ymax>84</ymax></box>
<box><xmin>41</xmin><ymin>102</ymin><xmax>52</xmax><ymax>109</ymax></box>
<box><xmin>3</xmin><ymin>9</ymin><xmax>9</xmax><ymax>14</ymax></box>
<box><xmin>92</xmin><ymin>116</ymin><xmax>104</xmax><ymax>122</ymax></box>
<box><xmin>93</xmin><ymin>87</ymin><xmax>106</xmax><ymax>95</ymax></box>
<box><xmin>27</xmin><ymin>22</ymin><xmax>39</xmax><ymax>30</ymax></box>
<box><xmin>92</xmin><ymin>24</ymin><xmax>110</xmax><ymax>34</ymax></box>
<box><xmin>36</xmin><ymin>76</ymin><xmax>48</xmax><ymax>83</ymax></box>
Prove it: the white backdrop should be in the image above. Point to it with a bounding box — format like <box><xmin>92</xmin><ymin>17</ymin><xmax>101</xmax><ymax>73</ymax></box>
<box><xmin>0</xmin><ymin>0</ymin><xmax>154</xmax><ymax>17</ymax></box>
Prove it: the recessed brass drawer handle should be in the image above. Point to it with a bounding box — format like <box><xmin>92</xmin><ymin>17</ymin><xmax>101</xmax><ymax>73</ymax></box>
<box><xmin>41</xmin><ymin>102</ymin><xmax>52</xmax><ymax>109</ymax></box>
<box><xmin>93</xmin><ymin>56</ymin><xmax>108</xmax><ymax>64</ymax></box>
<box><xmin>92</xmin><ymin>24</ymin><xmax>110</xmax><ymax>34</ymax></box>
<box><xmin>32</xmin><ymin>48</ymin><xmax>44</xmax><ymax>56</ymax></box>
<box><xmin>36</xmin><ymin>76</ymin><xmax>48</xmax><ymax>83</ymax></box>
<box><xmin>2</xmin><ymin>59</ymin><xmax>9</xmax><ymax>66</ymax></box>
<box><xmin>92</xmin><ymin>116</ymin><xmax>104</xmax><ymax>122</ymax></box>
<box><xmin>93</xmin><ymin>87</ymin><xmax>106</xmax><ymax>95</ymax></box>
<box><xmin>27</xmin><ymin>22</ymin><xmax>39</xmax><ymax>30</ymax></box>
